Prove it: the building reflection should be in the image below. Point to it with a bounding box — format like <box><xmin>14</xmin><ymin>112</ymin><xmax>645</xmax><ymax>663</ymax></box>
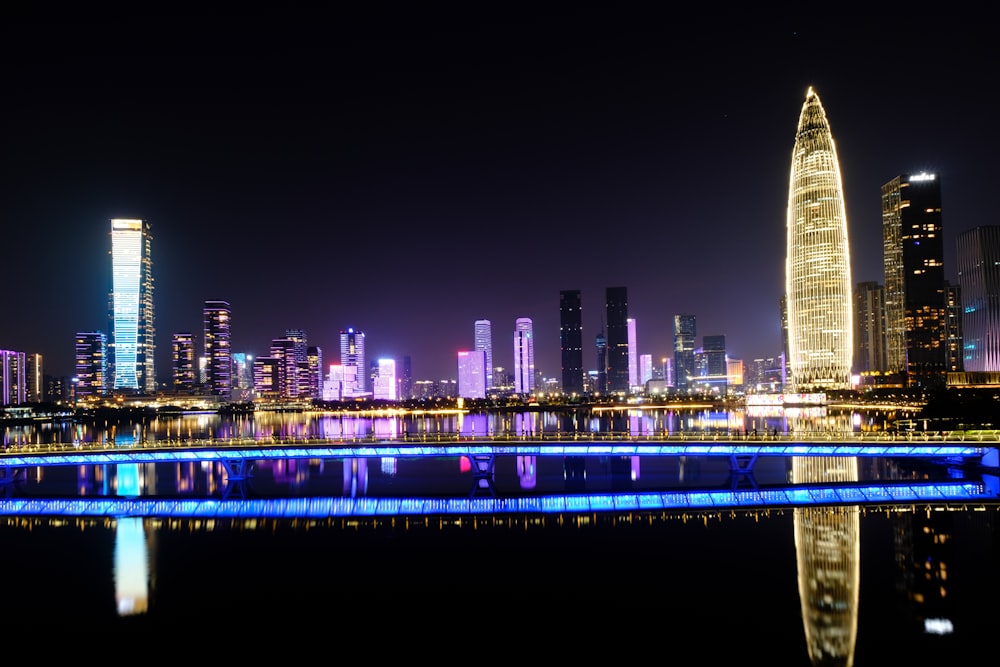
<box><xmin>792</xmin><ymin>456</ymin><xmax>860</xmax><ymax>667</ymax></box>
<box><xmin>112</xmin><ymin>463</ymin><xmax>153</xmax><ymax>618</ymax></box>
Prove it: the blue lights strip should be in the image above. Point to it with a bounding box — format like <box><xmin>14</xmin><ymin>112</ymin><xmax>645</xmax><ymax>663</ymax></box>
<box><xmin>0</xmin><ymin>443</ymin><xmax>988</xmax><ymax>468</ymax></box>
<box><xmin>0</xmin><ymin>482</ymin><xmax>990</xmax><ymax>519</ymax></box>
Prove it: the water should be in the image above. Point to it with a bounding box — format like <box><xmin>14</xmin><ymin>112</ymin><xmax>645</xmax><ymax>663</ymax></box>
<box><xmin>3</xmin><ymin>407</ymin><xmax>998</xmax><ymax>663</ymax></box>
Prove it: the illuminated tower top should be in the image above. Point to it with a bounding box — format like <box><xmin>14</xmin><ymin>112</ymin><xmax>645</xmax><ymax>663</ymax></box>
<box><xmin>785</xmin><ymin>87</ymin><xmax>853</xmax><ymax>391</ymax></box>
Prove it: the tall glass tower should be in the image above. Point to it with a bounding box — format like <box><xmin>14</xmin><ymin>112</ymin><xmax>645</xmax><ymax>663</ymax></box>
<box><xmin>673</xmin><ymin>314</ymin><xmax>696</xmax><ymax>391</ymax></box>
<box><xmin>956</xmin><ymin>225</ymin><xmax>1000</xmax><ymax>372</ymax></box>
<box><xmin>785</xmin><ymin>88</ymin><xmax>853</xmax><ymax>391</ymax></box>
<box><xmin>559</xmin><ymin>290</ymin><xmax>584</xmax><ymax>395</ymax></box>
<box><xmin>474</xmin><ymin>319</ymin><xmax>494</xmax><ymax>389</ymax></box>
<box><xmin>883</xmin><ymin>172</ymin><xmax>947</xmax><ymax>387</ymax></box>
<box><xmin>513</xmin><ymin>317</ymin><xmax>534</xmax><ymax>395</ymax></box>
<box><xmin>605</xmin><ymin>286</ymin><xmax>629</xmax><ymax>394</ymax></box>
<box><xmin>340</xmin><ymin>328</ymin><xmax>366</xmax><ymax>393</ymax></box>
<box><xmin>203</xmin><ymin>301</ymin><xmax>232</xmax><ymax>397</ymax></box>
<box><xmin>109</xmin><ymin>218</ymin><xmax>156</xmax><ymax>394</ymax></box>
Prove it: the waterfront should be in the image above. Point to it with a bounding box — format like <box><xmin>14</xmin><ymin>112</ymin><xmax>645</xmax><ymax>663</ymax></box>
<box><xmin>3</xmin><ymin>407</ymin><xmax>998</xmax><ymax>663</ymax></box>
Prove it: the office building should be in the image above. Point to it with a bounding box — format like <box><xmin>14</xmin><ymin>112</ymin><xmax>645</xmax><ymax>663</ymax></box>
<box><xmin>513</xmin><ymin>317</ymin><xmax>535</xmax><ymax>395</ymax></box>
<box><xmin>882</xmin><ymin>172</ymin><xmax>947</xmax><ymax>387</ymax></box>
<box><xmin>109</xmin><ymin>218</ymin><xmax>156</xmax><ymax>393</ymax></box>
<box><xmin>306</xmin><ymin>346</ymin><xmax>323</xmax><ymax>400</ymax></box>
<box><xmin>399</xmin><ymin>355</ymin><xmax>412</xmax><ymax>400</ymax></box>
<box><xmin>853</xmin><ymin>282</ymin><xmax>887</xmax><ymax>377</ymax></box>
<box><xmin>203</xmin><ymin>301</ymin><xmax>232</xmax><ymax>397</ymax></box>
<box><xmin>373</xmin><ymin>358</ymin><xmax>397</xmax><ymax>400</ymax></box>
<box><xmin>0</xmin><ymin>349</ymin><xmax>25</xmax><ymax>406</ymax></box>
<box><xmin>945</xmin><ymin>282</ymin><xmax>964</xmax><ymax>373</ymax></box>
<box><xmin>673</xmin><ymin>314</ymin><xmax>696</xmax><ymax>392</ymax></box>
<box><xmin>785</xmin><ymin>88</ymin><xmax>853</xmax><ymax>390</ymax></box>
<box><xmin>340</xmin><ymin>328</ymin><xmax>366</xmax><ymax>395</ymax></box>
<box><xmin>474</xmin><ymin>320</ymin><xmax>494</xmax><ymax>389</ymax></box>
<box><xmin>457</xmin><ymin>349</ymin><xmax>487</xmax><ymax>399</ymax></box>
<box><xmin>24</xmin><ymin>353</ymin><xmax>43</xmax><ymax>403</ymax></box>
<box><xmin>171</xmin><ymin>332</ymin><xmax>196</xmax><ymax>392</ymax></box>
<box><xmin>627</xmin><ymin>317</ymin><xmax>638</xmax><ymax>391</ymax></box>
<box><xmin>74</xmin><ymin>332</ymin><xmax>108</xmax><ymax>401</ymax></box>
<box><xmin>559</xmin><ymin>290</ymin><xmax>584</xmax><ymax>395</ymax></box>
<box><xmin>605</xmin><ymin>287</ymin><xmax>629</xmax><ymax>393</ymax></box>
<box><xmin>956</xmin><ymin>225</ymin><xmax>1000</xmax><ymax>372</ymax></box>
<box><xmin>594</xmin><ymin>327</ymin><xmax>607</xmax><ymax>394</ymax></box>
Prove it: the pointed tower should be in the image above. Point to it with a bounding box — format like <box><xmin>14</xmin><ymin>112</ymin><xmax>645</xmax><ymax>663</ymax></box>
<box><xmin>785</xmin><ymin>87</ymin><xmax>854</xmax><ymax>391</ymax></box>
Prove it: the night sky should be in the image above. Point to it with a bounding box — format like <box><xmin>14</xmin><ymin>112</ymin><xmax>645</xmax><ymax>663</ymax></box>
<box><xmin>2</xmin><ymin>9</ymin><xmax>996</xmax><ymax>384</ymax></box>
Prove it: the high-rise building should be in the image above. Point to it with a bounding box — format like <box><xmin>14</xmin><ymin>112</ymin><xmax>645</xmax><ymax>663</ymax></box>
<box><xmin>956</xmin><ymin>225</ymin><xmax>1000</xmax><ymax>372</ymax></box>
<box><xmin>74</xmin><ymin>332</ymin><xmax>108</xmax><ymax>400</ymax></box>
<box><xmin>853</xmin><ymin>282</ymin><xmax>887</xmax><ymax>377</ymax></box>
<box><xmin>605</xmin><ymin>287</ymin><xmax>629</xmax><ymax>394</ymax></box>
<box><xmin>0</xmin><ymin>349</ymin><xmax>25</xmax><ymax>406</ymax></box>
<box><xmin>24</xmin><ymin>353</ymin><xmax>43</xmax><ymax>403</ymax></box>
<box><xmin>474</xmin><ymin>319</ymin><xmax>494</xmax><ymax>389</ymax></box>
<box><xmin>785</xmin><ymin>87</ymin><xmax>853</xmax><ymax>391</ymax></box>
<box><xmin>673</xmin><ymin>314</ymin><xmax>696</xmax><ymax>392</ymax></box>
<box><xmin>340</xmin><ymin>328</ymin><xmax>366</xmax><ymax>394</ymax></box>
<box><xmin>595</xmin><ymin>326</ymin><xmax>607</xmax><ymax>394</ymax></box>
<box><xmin>882</xmin><ymin>172</ymin><xmax>947</xmax><ymax>388</ymax></box>
<box><xmin>269</xmin><ymin>337</ymin><xmax>297</xmax><ymax>398</ymax></box>
<box><xmin>639</xmin><ymin>353</ymin><xmax>653</xmax><ymax>388</ymax></box>
<box><xmin>945</xmin><ymin>282</ymin><xmax>964</xmax><ymax>374</ymax></box>
<box><xmin>559</xmin><ymin>290</ymin><xmax>584</xmax><ymax>395</ymax></box>
<box><xmin>203</xmin><ymin>301</ymin><xmax>232</xmax><ymax>397</ymax></box>
<box><xmin>702</xmin><ymin>334</ymin><xmax>728</xmax><ymax>396</ymax></box>
<box><xmin>513</xmin><ymin>317</ymin><xmax>534</xmax><ymax>395</ymax></box>
<box><xmin>306</xmin><ymin>346</ymin><xmax>323</xmax><ymax>400</ymax></box>
<box><xmin>399</xmin><ymin>355</ymin><xmax>412</xmax><ymax>400</ymax></box>
<box><xmin>373</xmin><ymin>358</ymin><xmax>397</xmax><ymax>400</ymax></box>
<box><xmin>457</xmin><ymin>349</ymin><xmax>487</xmax><ymax>399</ymax></box>
<box><xmin>627</xmin><ymin>317</ymin><xmax>638</xmax><ymax>391</ymax></box>
<box><xmin>171</xmin><ymin>332</ymin><xmax>196</xmax><ymax>392</ymax></box>
<box><xmin>109</xmin><ymin>218</ymin><xmax>155</xmax><ymax>394</ymax></box>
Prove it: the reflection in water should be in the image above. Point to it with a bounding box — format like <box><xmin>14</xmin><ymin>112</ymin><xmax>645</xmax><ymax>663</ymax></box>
<box><xmin>113</xmin><ymin>463</ymin><xmax>152</xmax><ymax>618</ymax></box>
<box><xmin>792</xmin><ymin>456</ymin><xmax>860</xmax><ymax>667</ymax></box>
<box><xmin>517</xmin><ymin>455</ymin><xmax>536</xmax><ymax>489</ymax></box>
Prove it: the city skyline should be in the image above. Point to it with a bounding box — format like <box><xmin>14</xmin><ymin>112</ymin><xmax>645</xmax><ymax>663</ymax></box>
<box><xmin>3</xmin><ymin>11</ymin><xmax>997</xmax><ymax>383</ymax></box>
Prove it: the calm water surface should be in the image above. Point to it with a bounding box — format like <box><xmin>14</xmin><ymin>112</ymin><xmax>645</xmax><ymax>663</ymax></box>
<box><xmin>3</xmin><ymin>408</ymin><xmax>998</xmax><ymax>664</ymax></box>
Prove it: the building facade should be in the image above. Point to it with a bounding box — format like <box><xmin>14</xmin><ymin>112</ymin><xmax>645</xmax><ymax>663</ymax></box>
<box><xmin>673</xmin><ymin>314</ymin><xmax>696</xmax><ymax>392</ymax></box>
<box><xmin>605</xmin><ymin>287</ymin><xmax>629</xmax><ymax>394</ymax></box>
<box><xmin>853</xmin><ymin>281</ymin><xmax>887</xmax><ymax>377</ymax></box>
<box><xmin>171</xmin><ymin>332</ymin><xmax>196</xmax><ymax>392</ymax></box>
<box><xmin>457</xmin><ymin>349</ymin><xmax>487</xmax><ymax>399</ymax></box>
<box><xmin>559</xmin><ymin>290</ymin><xmax>584</xmax><ymax>395</ymax></box>
<box><xmin>474</xmin><ymin>319</ymin><xmax>493</xmax><ymax>389</ymax></box>
<box><xmin>513</xmin><ymin>317</ymin><xmax>535</xmax><ymax>395</ymax></box>
<box><xmin>956</xmin><ymin>225</ymin><xmax>1000</xmax><ymax>372</ymax></box>
<box><xmin>74</xmin><ymin>332</ymin><xmax>108</xmax><ymax>401</ymax></box>
<box><xmin>882</xmin><ymin>172</ymin><xmax>947</xmax><ymax>388</ymax></box>
<box><xmin>109</xmin><ymin>218</ymin><xmax>156</xmax><ymax>393</ymax></box>
<box><xmin>785</xmin><ymin>87</ymin><xmax>853</xmax><ymax>390</ymax></box>
<box><xmin>340</xmin><ymin>328</ymin><xmax>366</xmax><ymax>395</ymax></box>
<box><xmin>203</xmin><ymin>301</ymin><xmax>232</xmax><ymax>397</ymax></box>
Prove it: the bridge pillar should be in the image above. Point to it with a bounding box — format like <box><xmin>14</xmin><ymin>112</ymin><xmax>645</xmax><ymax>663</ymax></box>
<box><xmin>220</xmin><ymin>458</ymin><xmax>254</xmax><ymax>482</ymax></box>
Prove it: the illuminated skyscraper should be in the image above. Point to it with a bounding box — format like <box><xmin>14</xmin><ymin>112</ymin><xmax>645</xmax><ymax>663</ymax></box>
<box><xmin>203</xmin><ymin>301</ymin><xmax>232</xmax><ymax>397</ymax></box>
<box><xmin>513</xmin><ymin>317</ymin><xmax>534</xmax><ymax>395</ymax></box>
<box><xmin>627</xmin><ymin>317</ymin><xmax>638</xmax><ymax>391</ymax></box>
<box><xmin>956</xmin><ymin>225</ymin><xmax>1000</xmax><ymax>372</ymax></box>
<box><xmin>853</xmin><ymin>282</ymin><xmax>887</xmax><ymax>376</ymax></box>
<box><xmin>559</xmin><ymin>290</ymin><xmax>584</xmax><ymax>395</ymax></box>
<box><xmin>673</xmin><ymin>314</ymin><xmax>696</xmax><ymax>391</ymax></box>
<box><xmin>882</xmin><ymin>172</ymin><xmax>947</xmax><ymax>387</ymax></box>
<box><xmin>373</xmin><ymin>358</ymin><xmax>397</xmax><ymax>400</ymax></box>
<box><xmin>109</xmin><ymin>218</ymin><xmax>155</xmax><ymax>393</ymax></box>
<box><xmin>457</xmin><ymin>349</ymin><xmax>487</xmax><ymax>399</ymax></box>
<box><xmin>171</xmin><ymin>332</ymin><xmax>196</xmax><ymax>392</ymax></box>
<box><xmin>785</xmin><ymin>88</ymin><xmax>853</xmax><ymax>390</ymax></box>
<box><xmin>340</xmin><ymin>328</ymin><xmax>366</xmax><ymax>394</ymax></box>
<box><xmin>0</xmin><ymin>349</ymin><xmax>25</xmax><ymax>406</ymax></box>
<box><xmin>474</xmin><ymin>319</ymin><xmax>494</xmax><ymax>389</ymax></box>
<box><xmin>605</xmin><ymin>287</ymin><xmax>629</xmax><ymax>393</ymax></box>
<box><xmin>594</xmin><ymin>327</ymin><xmax>607</xmax><ymax>394</ymax></box>
<box><xmin>75</xmin><ymin>332</ymin><xmax>108</xmax><ymax>400</ymax></box>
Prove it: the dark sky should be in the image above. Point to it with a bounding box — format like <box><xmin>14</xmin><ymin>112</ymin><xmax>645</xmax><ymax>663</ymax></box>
<box><xmin>2</xmin><ymin>9</ymin><xmax>996</xmax><ymax>384</ymax></box>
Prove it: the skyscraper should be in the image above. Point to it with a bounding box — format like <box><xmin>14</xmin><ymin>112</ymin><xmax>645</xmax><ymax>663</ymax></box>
<box><xmin>785</xmin><ymin>87</ymin><xmax>853</xmax><ymax>391</ymax></box>
<box><xmin>882</xmin><ymin>172</ymin><xmax>947</xmax><ymax>387</ymax></box>
<box><xmin>474</xmin><ymin>319</ymin><xmax>494</xmax><ymax>389</ymax></box>
<box><xmin>340</xmin><ymin>328</ymin><xmax>366</xmax><ymax>394</ymax></box>
<box><xmin>559</xmin><ymin>290</ymin><xmax>584</xmax><ymax>395</ymax></box>
<box><xmin>203</xmin><ymin>301</ymin><xmax>232</xmax><ymax>397</ymax></box>
<box><xmin>0</xmin><ymin>349</ymin><xmax>25</xmax><ymax>406</ymax></box>
<box><xmin>673</xmin><ymin>314</ymin><xmax>696</xmax><ymax>392</ymax></box>
<box><xmin>457</xmin><ymin>349</ymin><xmax>487</xmax><ymax>399</ymax></box>
<box><xmin>605</xmin><ymin>286</ymin><xmax>629</xmax><ymax>394</ymax></box>
<box><xmin>853</xmin><ymin>282</ymin><xmax>887</xmax><ymax>377</ymax></box>
<box><xmin>109</xmin><ymin>218</ymin><xmax>155</xmax><ymax>393</ymax></box>
<box><xmin>171</xmin><ymin>332</ymin><xmax>196</xmax><ymax>392</ymax></box>
<box><xmin>513</xmin><ymin>317</ymin><xmax>534</xmax><ymax>395</ymax></box>
<box><xmin>74</xmin><ymin>332</ymin><xmax>108</xmax><ymax>401</ymax></box>
<box><xmin>956</xmin><ymin>225</ymin><xmax>1000</xmax><ymax>372</ymax></box>
<box><xmin>594</xmin><ymin>327</ymin><xmax>607</xmax><ymax>394</ymax></box>
<box><xmin>627</xmin><ymin>317</ymin><xmax>638</xmax><ymax>392</ymax></box>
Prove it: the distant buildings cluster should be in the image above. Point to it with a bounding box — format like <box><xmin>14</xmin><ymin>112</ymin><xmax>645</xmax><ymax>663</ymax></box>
<box><xmin>4</xmin><ymin>88</ymin><xmax>1000</xmax><ymax>408</ymax></box>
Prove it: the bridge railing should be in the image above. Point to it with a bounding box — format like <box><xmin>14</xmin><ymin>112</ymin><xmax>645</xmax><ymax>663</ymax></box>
<box><xmin>4</xmin><ymin>428</ymin><xmax>1000</xmax><ymax>457</ymax></box>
